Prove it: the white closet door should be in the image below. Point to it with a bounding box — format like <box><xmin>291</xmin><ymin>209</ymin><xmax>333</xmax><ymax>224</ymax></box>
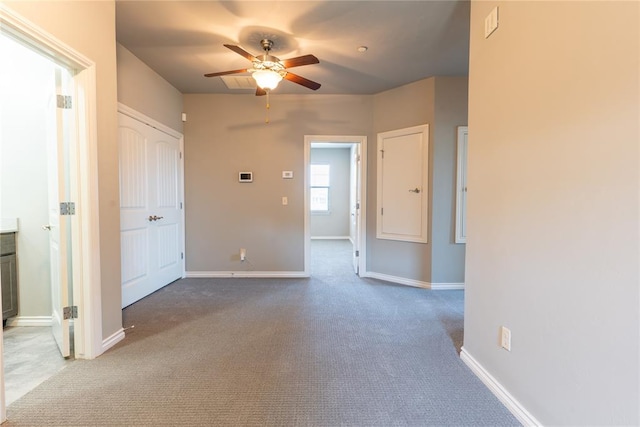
<box><xmin>119</xmin><ymin>112</ymin><xmax>183</xmax><ymax>308</ymax></box>
<box><xmin>376</xmin><ymin>124</ymin><xmax>429</xmax><ymax>243</ymax></box>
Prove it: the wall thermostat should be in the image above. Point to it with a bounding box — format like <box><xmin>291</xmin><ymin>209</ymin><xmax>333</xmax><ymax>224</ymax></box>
<box><xmin>239</xmin><ymin>172</ymin><xmax>253</xmax><ymax>182</ymax></box>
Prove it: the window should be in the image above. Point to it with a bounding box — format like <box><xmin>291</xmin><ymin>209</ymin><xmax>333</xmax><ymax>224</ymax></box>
<box><xmin>310</xmin><ymin>164</ymin><xmax>330</xmax><ymax>212</ymax></box>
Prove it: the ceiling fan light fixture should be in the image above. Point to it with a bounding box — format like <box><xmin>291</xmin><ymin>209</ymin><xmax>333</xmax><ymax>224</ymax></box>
<box><xmin>252</xmin><ymin>69</ymin><xmax>283</xmax><ymax>90</ymax></box>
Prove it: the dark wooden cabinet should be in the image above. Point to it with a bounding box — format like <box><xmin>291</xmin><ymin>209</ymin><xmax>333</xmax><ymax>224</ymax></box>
<box><xmin>0</xmin><ymin>233</ymin><xmax>18</xmax><ymax>323</ymax></box>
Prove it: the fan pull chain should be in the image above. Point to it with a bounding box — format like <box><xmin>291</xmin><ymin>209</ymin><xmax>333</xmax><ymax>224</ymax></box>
<box><xmin>265</xmin><ymin>90</ymin><xmax>270</xmax><ymax>124</ymax></box>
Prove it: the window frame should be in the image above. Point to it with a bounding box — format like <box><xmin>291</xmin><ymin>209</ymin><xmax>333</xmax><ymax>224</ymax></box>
<box><xmin>310</xmin><ymin>163</ymin><xmax>331</xmax><ymax>213</ymax></box>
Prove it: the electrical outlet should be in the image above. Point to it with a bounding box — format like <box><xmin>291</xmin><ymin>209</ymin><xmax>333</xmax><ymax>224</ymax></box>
<box><xmin>500</xmin><ymin>326</ymin><xmax>511</xmax><ymax>351</ymax></box>
<box><xmin>240</xmin><ymin>248</ymin><xmax>246</xmax><ymax>262</ymax></box>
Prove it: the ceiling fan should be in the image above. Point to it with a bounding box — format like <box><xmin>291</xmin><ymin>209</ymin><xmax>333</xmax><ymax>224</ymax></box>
<box><xmin>204</xmin><ymin>39</ymin><xmax>321</xmax><ymax>95</ymax></box>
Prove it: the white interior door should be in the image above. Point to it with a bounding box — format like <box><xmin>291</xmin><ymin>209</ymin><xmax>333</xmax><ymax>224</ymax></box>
<box><xmin>350</xmin><ymin>145</ymin><xmax>361</xmax><ymax>274</ymax></box>
<box><xmin>376</xmin><ymin>125</ymin><xmax>429</xmax><ymax>243</ymax></box>
<box><xmin>119</xmin><ymin>112</ymin><xmax>183</xmax><ymax>308</ymax></box>
<box><xmin>47</xmin><ymin>66</ymin><xmax>73</xmax><ymax>358</ymax></box>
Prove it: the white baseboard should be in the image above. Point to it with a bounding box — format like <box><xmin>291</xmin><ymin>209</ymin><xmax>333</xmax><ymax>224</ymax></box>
<box><xmin>101</xmin><ymin>328</ymin><xmax>125</xmax><ymax>353</ymax></box>
<box><xmin>186</xmin><ymin>271</ymin><xmax>309</xmax><ymax>279</ymax></box>
<box><xmin>460</xmin><ymin>347</ymin><xmax>541</xmax><ymax>426</ymax></box>
<box><xmin>5</xmin><ymin>316</ymin><xmax>52</xmax><ymax>327</ymax></box>
<box><xmin>431</xmin><ymin>282</ymin><xmax>465</xmax><ymax>290</ymax></box>
<box><xmin>361</xmin><ymin>272</ymin><xmax>464</xmax><ymax>290</ymax></box>
<box><xmin>310</xmin><ymin>236</ymin><xmax>350</xmax><ymax>240</ymax></box>
<box><xmin>362</xmin><ymin>271</ymin><xmax>430</xmax><ymax>289</ymax></box>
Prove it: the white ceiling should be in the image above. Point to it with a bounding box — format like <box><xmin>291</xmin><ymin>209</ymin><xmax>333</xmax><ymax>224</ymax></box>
<box><xmin>115</xmin><ymin>1</ymin><xmax>470</xmax><ymax>95</ymax></box>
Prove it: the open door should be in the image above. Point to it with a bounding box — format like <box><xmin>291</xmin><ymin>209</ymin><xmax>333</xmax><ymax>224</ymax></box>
<box><xmin>46</xmin><ymin>66</ymin><xmax>74</xmax><ymax>358</ymax></box>
<box><xmin>350</xmin><ymin>145</ymin><xmax>362</xmax><ymax>274</ymax></box>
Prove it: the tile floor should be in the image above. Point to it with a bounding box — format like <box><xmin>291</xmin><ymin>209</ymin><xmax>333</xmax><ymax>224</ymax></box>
<box><xmin>3</xmin><ymin>326</ymin><xmax>72</xmax><ymax>406</ymax></box>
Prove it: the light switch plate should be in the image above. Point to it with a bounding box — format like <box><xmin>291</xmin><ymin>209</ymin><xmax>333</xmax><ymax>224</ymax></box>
<box><xmin>282</xmin><ymin>171</ymin><xmax>293</xmax><ymax>179</ymax></box>
<box><xmin>485</xmin><ymin>6</ymin><xmax>499</xmax><ymax>39</ymax></box>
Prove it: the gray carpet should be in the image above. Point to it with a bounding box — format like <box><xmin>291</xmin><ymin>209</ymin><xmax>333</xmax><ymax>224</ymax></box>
<box><xmin>6</xmin><ymin>240</ymin><xmax>518</xmax><ymax>426</ymax></box>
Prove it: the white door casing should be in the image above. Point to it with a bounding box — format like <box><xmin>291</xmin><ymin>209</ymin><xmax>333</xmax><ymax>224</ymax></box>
<box><xmin>376</xmin><ymin>124</ymin><xmax>429</xmax><ymax>243</ymax></box>
<box><xmin>119</xmin><ymin>109</ymin><xmax>184</xmax><ymax>308</ymax></box>
<box><xmin>304</xmin><ymin>135</ymin><xmax>367</xmax><ymax>277</ymax></box>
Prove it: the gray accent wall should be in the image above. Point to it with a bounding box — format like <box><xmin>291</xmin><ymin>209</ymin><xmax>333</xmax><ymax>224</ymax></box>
<box><xmin>431</xmin><ymin>77</ymin><xmax>467</xmax><ymax>284</ymax></box>
<box><xmin>183</xmin><ymin>81</ymin><xmax>466</xmax><ymax>280</ymax></box>
<box><xmin>369</xmin><ymin>77</ymin><xmax>467</xmax><ymax>284</ymax></box>
<box><xmin>310</xmin><ymin>148</ymin><xmax>351</xmax><ymax>238</ymax></box>
<box><xmin>464</xmin><ymin>1</ymin><xmax>639</xmax><ymax>425</ymax></box>
<box><xmin>116</xmin><ymin>43</ymin><xmax>184</xmax><ymax>133</ymax></box>
<box><xmin>370</xmin><ymin>79</ymin><xmax>435</xmax><ymax>282</ymax></box>
<box><xmin>183</xmin><ymin>94</ymin><xmax>373</xmax><ymax>272</ymax></box>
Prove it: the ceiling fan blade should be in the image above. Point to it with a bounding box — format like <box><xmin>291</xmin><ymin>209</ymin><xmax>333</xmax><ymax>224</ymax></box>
<box><xmin>204</xmin><ymin>68</ymin><xmax>248</xmax><ymax>77</ymax></box>
<box><xmin>224</xmin><ymin>44</ymin><xmax>258</xmax><ymax>62</ymax></box>
<box><xmin>279</xmin><ymin>54</ymin><xmax>319</xmax><ymax>69</ymax></box>
<box><xmin>284</xmin><ymin>72</ymin><xmax>321</xmax><ymax>91</ymax></box>
<box><xmin>255</xmin><ymin>87</ymin><xmax>267</xmax><ymax>96</ymax></box>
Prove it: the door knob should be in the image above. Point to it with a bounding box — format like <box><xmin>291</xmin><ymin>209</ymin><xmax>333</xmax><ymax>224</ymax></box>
<box><xmin>409</xmin><ymin>188</ymin><xmax>421</xmax><ymax>193</ymax></box>
<box><xmin>147</xmin><ymin>215</ymin><xmax>165</xmax><ymax>222</ymax></box>
<box><xmin>42</xmin><ymin>224</ymin><xmax>52</xmax><ymax>230</ymax></box>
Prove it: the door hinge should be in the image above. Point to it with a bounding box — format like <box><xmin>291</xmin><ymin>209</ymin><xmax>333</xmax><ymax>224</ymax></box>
<box><xmin>181</xmin><ymin>252</ymin><xmax>184</xmax><ymax>260</ymax></box>
<box><xmin>63</xmin><ymin>306</ymin><xmax>78</xmax><ymax>320</ymax></box>
<box><xmin>180</xmin><ymin>152</ymin><xmax>183</xmax><ymax>159</ymax></box>
<box><xmin>56</xmin><ymin>95</ymin><xmax>72</xmax><ymax>109</ymax></box>
<box><xmin>380</xmin><ymin>149</ymin><xmax>384</xmax><ymax>159</ymax></box>
<box><xmin>60</xmin><ymin>202</ymin><xmax>76</xmax><ymax>215</ymax></box>
<box><xmin>180</xmin><ymin>202</ymin><xmax>183</xmax><ymax>209</ymax></box>
<box><xmin>355</xmin><ymin>250</ymin><xmax>360</xmax><ymax>257</ymax></box>
<box><xmin>381</xmin><ymin>207</ymin><xmax>384</xmax><ymax>215</ymax></box>
<box><xmin>356</xmin><ymin>202</ymin><xmax>360</xmax><ymax>209</ymax></box>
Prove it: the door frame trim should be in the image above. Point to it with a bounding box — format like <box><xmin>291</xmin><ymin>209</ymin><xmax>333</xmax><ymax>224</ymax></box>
<box><xmin>303</xmin><ymin>135</ymin><xmax>367</xmax><ymax>276</ymax></box>
<box><xmin>0</xmin><ymin>3</ymin><xmax>103</xmax><ymax>421</ymax></box>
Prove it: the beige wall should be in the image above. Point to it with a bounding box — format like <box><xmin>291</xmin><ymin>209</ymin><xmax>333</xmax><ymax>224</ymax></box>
<box><xmin>5</xmin><ymin>0</ymin><xmax>122</xmax><ymax>337</ymax></box>
<box><xmin>183</xmin><ymin>94</ymin><xmax>373</xmax><ymax>272</ymax></box>
<box><xmin>464</xmin><ymin>1</ymin><xmax>639</xmax><ymax>424</ymax></box>
<box><xmin>116</xmin><ymin>43</ymin><xmax>183</xmax><ymax>133</ymax></box>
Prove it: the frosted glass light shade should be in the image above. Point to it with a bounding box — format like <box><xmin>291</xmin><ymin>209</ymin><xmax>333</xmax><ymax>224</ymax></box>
<box><xmin>252</xmin><ymin>69</ymin><xmax>283</xmax><ymax>90</ymax></box>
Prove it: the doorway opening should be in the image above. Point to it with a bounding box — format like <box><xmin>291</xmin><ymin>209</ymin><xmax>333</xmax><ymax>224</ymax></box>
<box><xmin>0</xmin><ymin>27</ymin><xmax>76</xmax><ymax>406</ymax></box>
<box><xmin>0</xmin><ymin>5</ymin><xmax>103</xmax><ymax>421</ymax></box>
<box><xmin>304</xmin><ymin>136</ymin><xmax>367</xmax><ymax>277</ymax></box>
